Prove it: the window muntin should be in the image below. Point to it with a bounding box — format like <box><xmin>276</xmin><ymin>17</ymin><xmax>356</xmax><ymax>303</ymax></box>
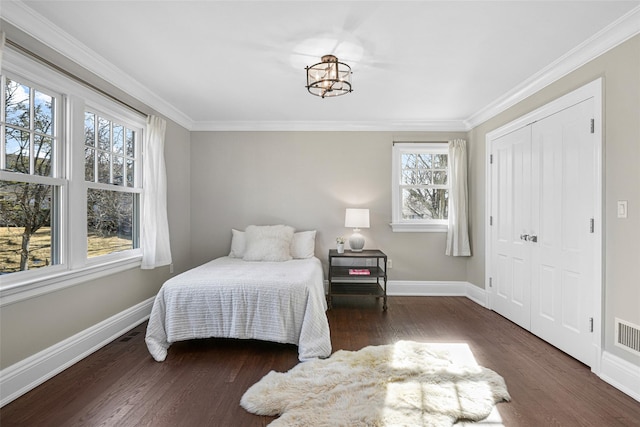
<box><xmin>1</xmin><ymin>75</ymin><xmax>61</xmax><ymax>274</ymax></box>
<box><xmin>84</xmin><ymin>112</ymin><xmax>138</xmax><ymax>188</ymax></box>
<box><xmin>3</xmin><ymin>78</ymin><xmax>55</xmax><ymax>176</ymax></box>
<box><xmin>391</xmin><ymin>142</ymin><xmax>450</xmax><ymax>232</ymax></box>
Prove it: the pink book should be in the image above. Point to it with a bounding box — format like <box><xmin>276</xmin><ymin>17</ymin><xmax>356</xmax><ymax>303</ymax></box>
<box><xmin>349</xmin><ymin>269</ymin><xmax>370</xmax><ymax>275</ymax></box>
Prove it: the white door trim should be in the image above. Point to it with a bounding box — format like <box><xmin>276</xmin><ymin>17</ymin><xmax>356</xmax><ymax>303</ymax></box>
<box><xmin>485</xmin><ymin>78</ymin><xmax>603</xmax><ymax>372</ymax></box>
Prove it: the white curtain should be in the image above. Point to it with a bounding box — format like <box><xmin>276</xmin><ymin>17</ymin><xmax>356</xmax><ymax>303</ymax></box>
<box><xmin>446</xmin><ymin>139</ymin><xmax>471</xmax><ymax>256</ymax></box>
<box><xmin>141</xmin><ymin>115</ymin><xmax>172</xmax><ymax>269</ymax></box>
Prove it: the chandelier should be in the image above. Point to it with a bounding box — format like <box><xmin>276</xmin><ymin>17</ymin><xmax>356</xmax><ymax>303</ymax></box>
<box><xmin>305</xmin><ymin>54</ymin><xmax>353</xmax><ymax>98</ymax></box>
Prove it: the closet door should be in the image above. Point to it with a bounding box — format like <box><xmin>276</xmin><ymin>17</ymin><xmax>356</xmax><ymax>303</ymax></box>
<box><xmin>490</xmin><ymin>126</ymin><xmax>532</xmax><ymax>330</ymax></box>
<box><xmin>530</xmin><ymin>99</ymin><xmax>596</xmax><ymax>366</ymax></box>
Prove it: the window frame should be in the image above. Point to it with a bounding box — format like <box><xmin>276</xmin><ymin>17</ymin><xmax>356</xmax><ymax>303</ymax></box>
<box><xmin>0</xmin><ymin>46</ymin><xmax>145</xmax><ymax>306</ymax></box>
<box><xmin>391</xmin><ymin>142</ymin><xmax>450</xmax><ymax>232</ymax></box>
<box><xmin>1</xmin><ymin>70</ymin><xmax>67</xmax><ymax>278</ymax></box>
<box><xmin>82</xmin><ymin>106</ymin><xmax>143</xmax><ymax>264</ymax></box>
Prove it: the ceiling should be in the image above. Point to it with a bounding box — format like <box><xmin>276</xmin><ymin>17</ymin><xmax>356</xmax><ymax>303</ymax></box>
<box><xmin>3</xmin><ymin>1</ymin><xmax>640</xmax><ymax>131</ymax></box>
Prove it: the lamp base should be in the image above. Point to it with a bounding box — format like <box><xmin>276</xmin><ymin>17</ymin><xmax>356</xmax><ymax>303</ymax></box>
<box><xmin>348</xmin><ymin>230</ymin><xmax>365</xmax><ymax>252</ymax></box>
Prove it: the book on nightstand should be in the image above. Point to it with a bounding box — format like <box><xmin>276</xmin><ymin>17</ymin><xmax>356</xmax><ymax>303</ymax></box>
<box><xmin>348</xmin><ymin>269</ymin><xmax>370</xmax><ymax>275</ymax></box>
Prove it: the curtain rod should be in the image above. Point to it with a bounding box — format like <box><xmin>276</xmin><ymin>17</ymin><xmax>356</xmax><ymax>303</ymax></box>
<box><xmin>392</xmin><ymin>141</ymin><xmax>448</xmax><ymax>145</ymax></box>
<box><xmin>4</xmin><ymin>38</ymin><xmax>147</xmax><ymax>118</ymax></box>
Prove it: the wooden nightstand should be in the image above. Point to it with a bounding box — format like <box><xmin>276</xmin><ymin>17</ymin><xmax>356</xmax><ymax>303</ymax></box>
<box><xmin>328</xmin><ymin>249</ymin><xmax>388</xmax><ymax>311</ymax></box>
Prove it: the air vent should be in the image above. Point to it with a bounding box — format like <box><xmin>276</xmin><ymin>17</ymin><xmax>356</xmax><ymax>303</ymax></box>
<box><xmin>615</xmin><ymin>318</ymin><xmax>640</xmax><ymax>356</ymax></box>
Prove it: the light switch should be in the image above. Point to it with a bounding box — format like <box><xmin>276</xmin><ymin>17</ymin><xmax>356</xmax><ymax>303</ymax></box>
<box><xmin>617</xmin><ymin>201</ymin><xmax>628</xmax><ymax>218</ymax></box>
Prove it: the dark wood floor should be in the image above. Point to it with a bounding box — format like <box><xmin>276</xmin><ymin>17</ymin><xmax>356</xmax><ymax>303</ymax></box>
<box><xmin>2</xmin><ymin>297</ymin><xmax>640</xmax><ymax>426</ymax></box>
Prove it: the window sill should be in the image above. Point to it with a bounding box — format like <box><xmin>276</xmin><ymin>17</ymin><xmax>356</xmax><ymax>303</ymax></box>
<box><xmin>0</xmin><ymin>256</ymin><xmax>142</xmax><ymax>307</ymax></box>
<box><xmin>390</xmin><ymin>223</ymin><xmax>448</xmax><ymax>233</ymax></box>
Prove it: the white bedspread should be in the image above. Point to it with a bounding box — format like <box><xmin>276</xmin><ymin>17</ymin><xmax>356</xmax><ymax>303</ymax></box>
<box><xmin>145</xmin><ymin>256</ymin><xmax>331</xmax><ymax>361</ymax></box>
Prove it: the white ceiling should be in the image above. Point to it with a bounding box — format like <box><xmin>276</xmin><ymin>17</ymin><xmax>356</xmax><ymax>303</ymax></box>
<box><xmin>3</xmin><ymin>1</ymin><xmax>640</xmax><ymax>131</ymax></box>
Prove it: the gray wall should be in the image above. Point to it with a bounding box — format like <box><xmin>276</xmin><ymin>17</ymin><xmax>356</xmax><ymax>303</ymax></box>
<box><xmin>468</xmin><ymin>35</ymin><xmax>640</xmax><ymax>365</ymax></box>
<box><xmin>2</xmin><ymin>20</ymin><xmax>637</xmax><ymax>376</ymax></box>
<box><xmin>0</xmin><ymin>23</ymin><xmax>192</xmax><ymax>369</ymax></box>
<box><xmin>190</xmin><ymin>131</ymin><xmax>468</xmax><ymax>280</ymax></box>
<box><xmin>0</xmin><ymin>117</ymin><xmax>191</xmax><ymax>369</ymax></box>
<box><xmin>190</xmin><ymin>35</ymin><xmax>640</xmax><ymax>369</ymax></box>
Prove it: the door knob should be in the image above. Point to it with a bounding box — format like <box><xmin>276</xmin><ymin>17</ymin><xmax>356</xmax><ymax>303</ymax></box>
<box><xmin>520</xmin><ymin>234</ymin><xmax>529</xmax><ymax>241</ymax></box>
<box><xmin>527</xmin><ymin>235</ymin><xmax>538</xmax><ymax>242</ymax></box>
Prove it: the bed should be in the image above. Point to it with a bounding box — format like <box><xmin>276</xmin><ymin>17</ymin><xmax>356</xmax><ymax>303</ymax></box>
<box><xmin>145</xmin><ymin>226</ymin><xmax>332</xmax><ymax>362</ymax></box>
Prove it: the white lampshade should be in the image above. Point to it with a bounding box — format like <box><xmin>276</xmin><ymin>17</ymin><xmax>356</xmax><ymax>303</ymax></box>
<box><xmin>345</xmin><ymin>208</ymin><xmax>370</xmax><ymax>229</ymax></box>
<box><xmin>345</xmin><ymin>208</ymin><xmax>369</xmax><ymax>252</ymax></box>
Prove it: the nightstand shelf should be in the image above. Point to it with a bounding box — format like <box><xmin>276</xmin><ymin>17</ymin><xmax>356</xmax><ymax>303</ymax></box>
<box><xmin>328</xmin><ymin>249</ymin><xmax>387</xmax><ymax>311</ymax></box>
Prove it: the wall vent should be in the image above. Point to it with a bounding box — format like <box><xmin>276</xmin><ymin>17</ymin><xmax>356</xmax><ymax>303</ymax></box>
<box><xmin>615</xmin><ymin>318</ymin><xmax>640</xmax><ymax>356</ymax></box>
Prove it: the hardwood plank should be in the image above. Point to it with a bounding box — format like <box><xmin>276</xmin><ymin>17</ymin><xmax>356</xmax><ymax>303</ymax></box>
<box><xmin>2</xmin><ymin>297</ymin><xmax>639</xmax><ymax>426</ymax></box>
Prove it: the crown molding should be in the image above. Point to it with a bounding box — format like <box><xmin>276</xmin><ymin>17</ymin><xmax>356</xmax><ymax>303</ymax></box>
<box><xmin>0</xmin><ymin>1</ymin><xmax>466</xmax><ymax>133</ymax></box>
<box><xmin>3</xmin><ymin>1</ymin><xmax>638</xmax><ymax>133</ymax></box>
<box><xmin>466</xmin><ymin>5</ymin><xmax>640</xmax><ymax>129</ymax></box>
<box><xmin>189</xmin><ymin>119</ymin><xmax>470</xmax><ymax>132</ymax></box>
<box><xmin>1</xmin><ymin>0</ymin><xmax>195</xmax><ymax>130</ymax></box>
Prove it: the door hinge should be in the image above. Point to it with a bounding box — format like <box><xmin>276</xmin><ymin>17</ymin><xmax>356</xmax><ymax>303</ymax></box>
<box><xmin>490</xmin><ymin>154</ymin><xmax>493</xmax><ymax>164</ymax></box>
<box><xmin>590</xmin><ymin>119</ymin><xmax>595</xmax><ymax>134</ymax></box>
<box><xmin>489</xmin><ymin>277</ymin><xmax>493</xmax><ymax>288</ymax></box>
<box><xmin>589</xmin><ymin>218</ymin><xmax>595</xmax><ymax>233</ymax></box>
<box><xmin>589</xmin><ymin>317</ymin><xmax>594</xmax><ymax>333</ymax></box>
<box><xmin>490</xmin><ymin>216</ymin><xmax>493</xmax><ymax>226</ymax></box>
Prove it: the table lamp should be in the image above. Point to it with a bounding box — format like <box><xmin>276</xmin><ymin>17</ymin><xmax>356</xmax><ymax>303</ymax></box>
<box><xmin>345</xmin><ymin>208</ymin><xmax>370</xmax><ymax>252</ymax></box>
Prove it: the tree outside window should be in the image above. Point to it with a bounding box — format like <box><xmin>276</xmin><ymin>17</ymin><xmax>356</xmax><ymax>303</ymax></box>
<box><xmin>401</xmin><ymin>152</ymin><xmax>449</xmax><ymax>220</ymax></box>
<box><xmin>84</xmin><ymin>111</ymin><xmax>139</xmax><ymax>258</ymax></box>
<box><xmin>0</xmin><ymin>78</ymin><xmax>58</xmax><ymax>273</ymax></box>
<box><xmin>391</xmin><ymin>142</ymin><xmax>450</xmax><ymax>232</ymax></box>
<box><xmin>1</xmin><ymin>77</ymin><xmax>142</xmax><ymax>276</ymax></box>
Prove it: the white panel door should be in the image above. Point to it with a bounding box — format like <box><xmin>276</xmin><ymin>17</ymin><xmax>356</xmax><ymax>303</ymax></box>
<box><xmin>530</xmin><ymin>99</ymin><xmax>596</xmax><ymax>366</ymax></box>
<box><xmin>490</xmin><ymin>126</ymin><xmax>532</xmax><ymax>330</ymax></box>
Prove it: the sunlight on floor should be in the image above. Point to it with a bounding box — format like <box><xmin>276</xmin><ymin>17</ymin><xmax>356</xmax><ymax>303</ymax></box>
<box><xmin>383</xmin><ymin>341</ymin><xmax>505</xmax><ymax>426</ymax></box>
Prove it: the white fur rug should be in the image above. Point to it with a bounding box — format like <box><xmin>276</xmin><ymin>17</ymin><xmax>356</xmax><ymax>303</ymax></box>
<box><xmin>241</xmin><ymin>341</ymin><xmax>510</xmax><ymax>426</ymax></box>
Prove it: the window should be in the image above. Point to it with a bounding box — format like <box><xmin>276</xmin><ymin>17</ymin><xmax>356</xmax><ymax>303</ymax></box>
<box><xmin>84</xmin><ymin>112</ymin><xmax>140</xmax><ymax>258</ymax></box>
<box><xmin>1</xmin><ymin>76</ymin><xmax>62</xmax><ymax>273</ymax></box>
<box><xmin>1</xmin><ymin>49</ymin><xmax>144</xmax><ymax>296</ymax></box>
<box><xmin>391</xmin><ymin>142</ymin><xmax>449</xmax><ymax>232</ymax></box>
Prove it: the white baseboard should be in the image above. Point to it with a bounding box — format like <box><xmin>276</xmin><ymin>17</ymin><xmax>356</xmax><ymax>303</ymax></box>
<box><xmin>324</xmin><ymin>280</ymin><xmax>488</xmax><ymax>307</ymax></box>
<box><xmin>0</xmin><ymin>296</ymin><xmax>154</xmax><ymax>407</ymax></box>
<box><xmin>388</xmin><ymin>280</ymin><xmax>488</xmax><ymax>307</ymax></box>
<box><xmin>2</xmin><ymin>282</ymin><xmax>482</xmax><ymax>409</ymax></box>
<box><xmin>464</xmin><ymin>282</ymin><xmax>489</xmax><ymax>307</ymax></box>
<box><xmin>599</xmin><ymin>351</ymin><xmax>640</xmax><ymax>402</ymax></box>
<box><xmin>388</xmin><ymin>280</ymin><xmax>467</xmax><ymax>296</ymax></box>
<box><xmin>5</xmin><ymin>285</ymin><xmax>636</xmax><ymax>408</ymax></box>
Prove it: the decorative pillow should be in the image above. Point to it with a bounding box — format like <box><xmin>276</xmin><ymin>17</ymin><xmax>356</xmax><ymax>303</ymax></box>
<box><xmin>243</xmin><ymin>225</ymin><xmax>295</xmax><ymax>262</ymax></box>
<box><xmin>228</xmin><ymin>229</ymin><xmax>246</xmax><ymax>258</ymax></box>
<box><xmin>290</xmin><ymin>230</ymin><xmax>316</xmax><ymax>259</ymax></box>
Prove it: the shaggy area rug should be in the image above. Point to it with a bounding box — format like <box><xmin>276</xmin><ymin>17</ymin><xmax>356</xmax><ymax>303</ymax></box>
<box><xmin>241</xmin><ymin>341</ymin><xmax>510</xmax><ymax>426</ymax></box>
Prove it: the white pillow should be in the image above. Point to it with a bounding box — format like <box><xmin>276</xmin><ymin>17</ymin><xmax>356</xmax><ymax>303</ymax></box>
<box><xmin>228</xmin><ymin>229</ymin><xmax>246</xmax><ymax>258</ymax></box>
<box><xmin>291</xmin><ymin>230</ymin><xmax>316</xmax><ymax>259</ymax></box>
<box><xmin>243</xmin><ymin>225</ymin><xmax>295</xmax><ymax>262</ymax></box>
